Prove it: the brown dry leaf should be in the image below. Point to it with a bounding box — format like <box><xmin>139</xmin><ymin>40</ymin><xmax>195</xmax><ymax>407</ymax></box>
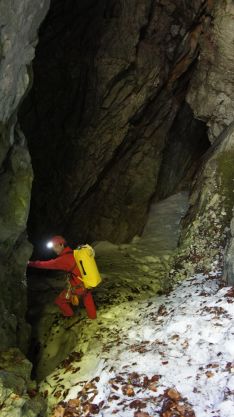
<box><xmin>128</xmin><ymin>372</ymin><xmax>142</xmax><ymax>387</ymax></box>
<box><xmin>130</xmin><ymin>399</ymin><xmax>147</xmax><ymax>409</ymax></box>
<box><xmin>148</xmin><ymin>382</ymin><xmax>157</xmax><ymax>392</ymax></box>
<box><xmin>161</xmin><ymin>398</ymin><xmax>174</xmax><ymax>413</ymax></box>
<box><xmin>134</xmin><ymin>412</ymin><xmax>151</xmax><ymax>417</ymax></box>
<box><xmin>158</xmin><ymin>305</ymin><xmax>168</xmax><ymax>316</ymax></box>
<box><xmin>171</xmin><ymin>334</ymin><xmax>180</xmax><ymax>341</ymax></box>
<box><xmin>51</xmin><ymin>405</ymin><xmax>65</xmax><ymax>417</ymax></box>
<box><xmin>151</xmin><ymin>374</ymin><xmax>161</xmax><ymax>382</ymax></box>
<box><xmin>207</xmin><ymin>363</ymin><xmax>219</xmax><ymax>369</ymax></box>
<box><xmin>67</xmin><ymin>398</ymin><xmax>80</xmax><ymax>408</ymax></box>
<box><xmin>225</xmin><ymin>287</ymin><xmax>234</xmax><ymax>297</ymax></box>
<box><xmin>167</xmin><ymin>388</ymin><xmax>181</xmax><ymax>401</ymax></box>
<box><xmin>143</xmin><ymin>376</ymin><xmax>149</xmax><ymax>387</ymax></box>
<box><xmin>176</xmin><ymin>404</ymin><xmax>186</xmax><ymax>414</ymax></box>
<box><xmin>108</xmin><ymin>394</ymin><xmax>120</xmax><ymax>401</ymax></box>
<box><xmin>89</xmin><ymin>403</ymin><xmax>100</xmax><ymax>414</ymax></box>
<box><xmin>162</xmin><ymin>411</ymin><xmax>173</xmax><ymax>417</ymax></box>
<box><xmin>122</xmin><ymin>384</ymin><xmax>135</xmax><ymax>396</ymax></box>
<box><xmin>182</xmin><ymin>340</ymin><xmax>189</xmax><ymax>349</ymax></box>
<box><xmin>205</xmin><ymin>371</ymin><xmax>214</xmax><ymax>378</ymax></box>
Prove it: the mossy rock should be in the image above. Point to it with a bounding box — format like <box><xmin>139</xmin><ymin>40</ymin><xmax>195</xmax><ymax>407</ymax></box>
<box><xmin>217</xmin><ymin>150</ymin><xmax>234</xmax><ymax>218</ymax></box>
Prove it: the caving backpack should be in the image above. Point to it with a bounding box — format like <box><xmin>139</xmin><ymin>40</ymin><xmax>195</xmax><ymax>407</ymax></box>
<box><xmin>73</xmin><ymin>244</ymin><xmax>102</xmax><ymax>289</ymax></box>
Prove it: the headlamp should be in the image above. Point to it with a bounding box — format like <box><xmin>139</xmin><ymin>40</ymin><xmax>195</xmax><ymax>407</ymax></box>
<box><xmin>46</xmin><ymin>241</ymin><xmax>53</xmax><ymax>249</ymax></box>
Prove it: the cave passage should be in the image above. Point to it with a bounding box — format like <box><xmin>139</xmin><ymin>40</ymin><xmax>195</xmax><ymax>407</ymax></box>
<box><xmin>19</xmin><ymin>0</ymin><xmax>212</xmax><ymax>377</ymax></box>
<box><xmin>19</xmin><ymin>0</ymin><xmax>211</xmax><ymax>253</ymax></box>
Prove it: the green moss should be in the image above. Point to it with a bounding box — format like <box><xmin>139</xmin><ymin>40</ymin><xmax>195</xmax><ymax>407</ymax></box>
<box><xmin>217</xmin><ymin>151</ymin><xmax>234</xmax><ymax>218</ymax></box>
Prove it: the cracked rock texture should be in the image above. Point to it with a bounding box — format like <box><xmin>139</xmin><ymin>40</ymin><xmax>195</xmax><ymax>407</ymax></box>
<box><xmin>224</xmin><ymin>213</ymin><xmax>234</xmax><ymax>286</ymax></box>
<box><xmin>184</xmin><ymin>0</ymin><xmax>234</xmax><ymax>284</ymax></box>
<box><xmin>0</xmin><ymin>2</ymin><xmax>49</xmax><ymax>415</ymax></box>
<box><xmin>20</xmin><ymin>0</ymin><xmax>212</xmax><ymax>245</ymax></box>
<box><xmin>187</xmin><ymin>0</ymin><xmax>234</xmax><ymax>142</ymax></box>
<box><xmin>0</xmin><ymin>0</ymin><xmax>49</xmax><ymax>352</ymax></box>
<box><xmin>176</xmin><ymin>123</ymin><xmax>234</xmax><ymax>282</ymax></box>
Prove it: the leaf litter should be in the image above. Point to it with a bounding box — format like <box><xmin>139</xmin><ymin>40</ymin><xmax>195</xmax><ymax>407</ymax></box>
<box><xmin>43</xmin><ymin>274</ymin><xmax>234</xmax><ymax>417</ymax></box>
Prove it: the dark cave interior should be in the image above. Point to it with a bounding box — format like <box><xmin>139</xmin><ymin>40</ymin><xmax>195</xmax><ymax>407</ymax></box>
<box><xmin>19</xmin><ymin>0</ymin><xmax>211</xmax><ymax>256</ymax></box>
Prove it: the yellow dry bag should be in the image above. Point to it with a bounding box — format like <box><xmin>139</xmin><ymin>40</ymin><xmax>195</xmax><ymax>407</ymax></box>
<box><xmin>73</xmin><ymin>244</ymin><xmax>102</xmax><ymax>289</ymax></box>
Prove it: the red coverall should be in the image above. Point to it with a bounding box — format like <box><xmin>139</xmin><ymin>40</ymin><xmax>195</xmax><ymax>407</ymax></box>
<box><xmin>28</xmin><ymin>246</ymin><xmax>97</xmax><ymax>319</ymax></box>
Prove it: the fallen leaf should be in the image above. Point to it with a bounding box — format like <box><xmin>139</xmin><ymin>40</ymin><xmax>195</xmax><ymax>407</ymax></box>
<box><xmin>89</xmin><ymin>403</ymin><xmax>100</xmax><ymax>414</ymax></box>
<box><xmin>205</xmin><ymin>371</ymin><xmax>214</xmax><ymax>378</ymax></box>
<box><xmin>148</xmin><ymin>382</ymin><xmax>157</xmax><ymax>392</ymax></box>
<box><xmin>122</xmin><ymin>384</ymin><xmax>135</xmax><ymax>396</ymax></box>
<box><xmin>134</xmin><ymin>412</ymin><xmax>150</xmax><ymax>417</ymax></box>
<box><xmin>130</xmin><ymin>399</ymin><xmax>147</xmax><ymax>409</ymax></box>
<box><xmin>151</xmin><ymin>374</ymin><xmax>161</xmax><ymax>382</ymax></box>
<box><xmin>171</xmin><ymin>334</ymin><xmax>180</xmax><ymax>341</ymax></box>
<box><xmin>51</xmin><ymin>405</ymin><xmax>65</xmax><ymax>417</ymax></box>
<box><xmin>67</xmin><ymin>398</ymin><xmax>80</xmax><ymax>408</ymax></box>
<box><xmin>108</xmin><ymin>394</ymin><xmax>120</xmax><ymax>401</ymax></box>
<box><xmin>167</xmin><ymin>388</ymin><xmax>181</xmax><ymax>401</ymax></box>
<box><xmin>143</xmin><ymin>376</ymin><xmax>149</xmax><ymax>387</ymax></box>
<box><xmin>225</xmin><ymin>287</ymin><xmax>234</xmax><ymax>297</ymax></box>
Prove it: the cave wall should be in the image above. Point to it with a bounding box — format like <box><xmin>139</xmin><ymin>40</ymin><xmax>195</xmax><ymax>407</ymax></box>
<box><xmin>176</xmin><ymin>0</ymin><xmax>234</xmax><ymax>283</ymax></box>
<box><xmin>187</xmin><ymin>0</ymin><xmax>234</xmax><ymax>142</ymax></box>
<box><xmin>0</xmin><ymin>0</ymin><xmax>50</xmax><ymax>351</ymax></box>
<box><xmin>20</xmin><ymin>0</ymin><xmax>213</xmax><ymax>245</ymax></box>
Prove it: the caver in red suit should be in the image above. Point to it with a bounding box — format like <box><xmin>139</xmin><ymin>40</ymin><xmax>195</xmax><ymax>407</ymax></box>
<box><xmin>28</xmin><ymin>235</ymin><xmax>97</xmax><ymax>319</ymax></box>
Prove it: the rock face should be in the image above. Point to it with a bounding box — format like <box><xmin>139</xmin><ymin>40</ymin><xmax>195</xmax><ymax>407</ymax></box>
<box><xmin>182</xmin><ymin>0</ymin><xmax>234</xmax><ymax>282</ymax></box>
<box><xmin>224</xmin><ymin>214</ymin><xmax>234</xmax><ymax>286</ymax></box>
<box><xmin>187</xmin><ymin>0</ymin><xmax>234</xmax><ymax>143</ymax></box>
<box><xmin>0</xmin><ymin>0</ymin><xmax>50</xmax><ymax>350</ymax></box>
<box><xmin>19</xmin><ymin>0</ymin><xmax>212</xmax><ymax>245</ymax></box>
<box><xmin>0</xmin><ymin>2</ymin><xmax>50</xmax><ymax>413</ymax></box>
<box><xmin>0</xmin><ymin>348</ymin><xmax>46</xmax><ymax>417</ymax></box>
<box><xmin>176</xmin><ymin>123</ymin><xmax>234</xmax><ymax>280</ymax></box>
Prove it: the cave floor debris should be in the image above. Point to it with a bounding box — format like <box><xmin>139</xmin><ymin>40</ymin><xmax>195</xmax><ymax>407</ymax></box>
<box><xmin>27</xmin><ymin>191</ymin><xmax>234</xmax><ymax>416</ymax></box>
<box><xmin>28</xmin><ymin>192</ymin><xmax>189</xmax><ymax>380</ymax></box>
<box><xmin>41</xmin><ymin>273</ymin><xmax>234</xmax><ymax>417</ymax></box>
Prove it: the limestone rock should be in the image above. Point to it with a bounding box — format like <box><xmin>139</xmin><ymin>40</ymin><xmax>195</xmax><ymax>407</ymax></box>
<box><xmin>187</xmin><ymin>0</ymin><xmax>234</xmax><ymax>142</ymax></box>
<box><xmin>176</xmin><ymin>122</ymin><xmax>234</xmax><ymax>278</ymax></box>
<box><xmin>224</xmin><ymin>214</ymin><xmax>234</xmax><ymax>285</ymax></box>
<box><xmin>0</xmin><ymin>348</ymin><xmax>46</xmax><ymax>417</ymax></box>
<box><xmin>0</xmin><ymin>0</ymin><xmax>50</xmax><ymax>349</ymax></box>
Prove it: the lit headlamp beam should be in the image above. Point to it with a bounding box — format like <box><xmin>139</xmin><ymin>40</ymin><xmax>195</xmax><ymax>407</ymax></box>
<box><xmin>46</xmin><ymin>241</ymin><xmax>53</xmax><ymax>249</ymax></box>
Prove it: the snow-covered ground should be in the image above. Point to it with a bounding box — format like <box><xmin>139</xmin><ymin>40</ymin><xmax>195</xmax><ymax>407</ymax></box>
<box><xmin>27</xmin><ymin>192</ymin><xmax>233</xmax><ymax>416</ymax></box>
<box><xmin>41</xmin><ymin>272</ymin><xmax>234</xmax><ymax>417</ymax></box>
